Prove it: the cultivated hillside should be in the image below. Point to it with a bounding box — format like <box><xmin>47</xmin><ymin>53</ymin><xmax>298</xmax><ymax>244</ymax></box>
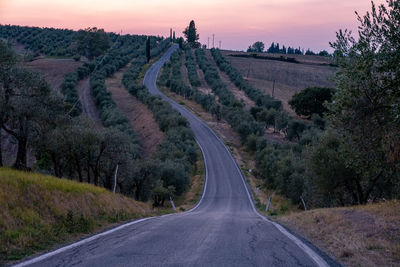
<box><xmin>221</xmin><ymin>50</ymin><xmax>336</xmax><ymax>115</ymax></box>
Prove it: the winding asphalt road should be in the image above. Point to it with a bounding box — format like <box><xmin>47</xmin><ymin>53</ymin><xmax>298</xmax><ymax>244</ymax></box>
<box><xmin>16</xmin><ymin>45</ymin><xmax>336</xmax><ymax>267</ymax></box>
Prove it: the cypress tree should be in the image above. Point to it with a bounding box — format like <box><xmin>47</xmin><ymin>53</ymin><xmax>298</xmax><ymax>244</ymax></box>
<box><xmin>146</xmin><ymin>37</ymin><xmax>150</xmax><ymax>63</ymax></box>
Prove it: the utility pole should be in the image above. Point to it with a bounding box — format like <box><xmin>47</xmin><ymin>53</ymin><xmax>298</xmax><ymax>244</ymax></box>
<box><xmin>212</xmin><ymin>34</ymin><xmax>215</xmax><ymax>48</ymax></box>
<box><xmin>113</xmin><ymin>164</ymin><xmax>119</xmax><ymax>193</ymax></box>
<box><xmin>246</xmin><ymin>63</ymin><xmax>251</xmax><ymax>78</ymax></box>
<box><xmin>219</xmin><ymin>40</ymin><xmax>221</xmax><ymax>49</ymax></box>
<box><xmin>207</xmin><ymin>37</ymin><xmax>210</xmax><ymax>49</ymax></box>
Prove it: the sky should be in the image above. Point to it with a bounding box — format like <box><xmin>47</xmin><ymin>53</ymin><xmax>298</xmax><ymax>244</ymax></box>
<box><xmin>0</xmin><ymin>0</ymin><xmax>386</xmax><ymax>52</ymax></box>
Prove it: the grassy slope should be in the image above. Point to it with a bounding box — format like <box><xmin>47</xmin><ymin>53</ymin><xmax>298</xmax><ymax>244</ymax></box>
<box><xmin>0</xmin><ymin>147</ymin><xmax>206</xmax><ymax>265</ymax></box>
<box><xmin>0</xmin><ymin>168</ymin><xmax>149</xmax><ymax>265</ymax></box>
<box><xmin>277</xmin><ymin>201</ymin><xmax>400</xmax><ymax>266</ymax></box>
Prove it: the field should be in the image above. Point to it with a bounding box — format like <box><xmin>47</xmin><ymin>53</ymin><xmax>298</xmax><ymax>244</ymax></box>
<box><xmin>220</xmin><ymin>50</ymin><xmax>336</xmax><ymax>115</ymax></box>
<box><xmin>277</xmin><ymin>201</ymin><xmax>400</xmax><ymax>267</ymax></box>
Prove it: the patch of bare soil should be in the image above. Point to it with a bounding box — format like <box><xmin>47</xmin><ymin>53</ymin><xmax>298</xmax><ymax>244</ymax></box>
<box><xmin>277</xmin><ymin>201</ymin><xmax>400</xmax><ymax>267</ymax></box>
<box><xmin>205</xmin><ymin>49</ymin><xmax>255</xmax><ymax>110</ymax></box>
<box><xmin>23</xmin><ymin>58</ymin><xmax>83</xmax><ymax>92</ymax></box>
<box><xmin>76</xmin><ymin>77</ymin><xmax>102</xmax><ymax>125</ymax></box>
<box><xmin>105</xmin><ymin>64</ymin><xmax>163</xmax><ymax>159</ymax></box>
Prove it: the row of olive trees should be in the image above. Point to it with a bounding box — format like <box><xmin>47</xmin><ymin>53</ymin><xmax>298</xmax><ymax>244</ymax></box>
<box><xmin>0</xmin><ymin>25</ymin><xmax>76</xmax><ymax>57</ymax></box>
<box><xmin>184</xmin><ymin>48</ymin><xmax>201</xmax><ymax>87</ymax></box>
<box><xmin>211</xmin><ymin>48</ymin><xmax>281</xmax><ymax>110</ymax></box>
<box><xmin>161</xmin><ymin>51</ymin><xmax>222</xmax><ymax>119</ymax></box>
<box><xmin>0</xmin><ymin>40</ymin><xmax>134</xmax><ymax>191</ymax></box>
<box><xmin>122</xmin><ymin>53</ymin><xmax>198</xmax><ymax>204</ymax></box>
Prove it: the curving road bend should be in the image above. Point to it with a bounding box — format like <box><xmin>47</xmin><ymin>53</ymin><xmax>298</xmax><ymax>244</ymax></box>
<box><xmin>17</xmin><ymin>45</ymin><xmax>336</xmax><ymax>267</ymax></box>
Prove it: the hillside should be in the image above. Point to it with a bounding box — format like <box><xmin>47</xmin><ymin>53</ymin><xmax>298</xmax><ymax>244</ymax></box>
<box><xmin>220</xmin><ymin>50</ymin><xmax>336</xmax><ymax>116</ymax></box>
<box><xmin>277</xmin><ymin>201</ymin><xmax>400</xmax><ymax>266</ymax></box>
<box><xmin>0</xmin><ymin>168</ymin><xmax>150</xmax><ymax>265</ymax></box>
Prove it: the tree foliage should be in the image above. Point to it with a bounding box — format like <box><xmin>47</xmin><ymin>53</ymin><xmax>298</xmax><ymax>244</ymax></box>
<box><xmin>247</xmin><ymin>41</ymin><xmax>265</xmax><ymax>53</ymax></box>
<box><xmin>289</xmin><ymin>87</ymin><xmax>334</xmax><ymax>117</ymax></box>
<box><xmin>183</xmin><ymin>20</ymin><xmax>200</xmax><ymax>48</ymax></box>
<box><xmin>327</xmin><ymin>0</ymin><xmax>400</xmax><ymax>203</ymax></box>
<box><xmin>76</xmin><ymin>27</ymin><xmax>110</xmax><ymax>60</ymax></box>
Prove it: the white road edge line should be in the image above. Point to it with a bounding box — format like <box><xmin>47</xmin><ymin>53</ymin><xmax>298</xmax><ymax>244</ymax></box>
<box><xmin>13</xmin><ymin>45</ymin><xmax>207</xmax><ymax>267</ymax></box>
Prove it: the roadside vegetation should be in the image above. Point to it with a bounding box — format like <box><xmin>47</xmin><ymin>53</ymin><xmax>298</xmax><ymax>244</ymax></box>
<box><xmin>0</xmin><ymin>26</ymin><xmax>199</xmax><ymax>206</ymax></box>
<box><xmin>0</xmin><ymin>168</ymin><xmax>149</xmax><ymax>264</ymax></box>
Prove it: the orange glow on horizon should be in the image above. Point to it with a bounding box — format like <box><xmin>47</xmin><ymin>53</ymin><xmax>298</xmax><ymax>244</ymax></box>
<box><xmin>0</xmin><ymin>0</ymin><xmax>387</xmax><ymax>51</ymax></box>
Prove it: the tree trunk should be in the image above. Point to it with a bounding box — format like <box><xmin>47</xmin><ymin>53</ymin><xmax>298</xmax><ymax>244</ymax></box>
<box><xmin>75</xmin><ymin>158</ymin><xmax>83</xmax><ymax>183</ymax></box>
<box><xmin>51</xmin><ymin>152</ymin><xmax>61</xmax><ymax>177</ymax></box>
<box><xmin>0</xmin><ymin>128</ymin><xmax>3</xmax><ymax>167</ymax></box>
<box><xmin>86</xmin><ymin>156</ymin><xmax>91</xmax><ymax>184</ymax></box>
<box><xmin>92</xmin><ymin>164</ymin><xmax>100</xmax><ymax>186</ymax></box>
<box><xmin>13</xmin><ymin>136</ymin><xmax>27</xmax><ymax>170</ymax></box>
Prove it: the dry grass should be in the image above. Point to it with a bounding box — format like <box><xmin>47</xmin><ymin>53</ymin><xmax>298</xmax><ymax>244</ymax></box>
<box><xmin>106</xmin><ymin>63</ymin><xmax>164</xmax><ymax>159</ymax></box>
<box><xmin>277</xmin><ymin>201</ymin><xmax>400</xmax><ymax>267</ymax></box>
<box><xmin>221</xmin><ymin>50</ymin><xmax>336</xmax><ymax>115</ymax></box>
<box><xmin>0</xmin><ymin>168</ymin><xmax>150</xmax><ymax>265</ymax></box>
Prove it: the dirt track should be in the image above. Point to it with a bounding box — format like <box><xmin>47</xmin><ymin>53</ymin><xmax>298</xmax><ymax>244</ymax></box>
<box><xmin>76</xmin><ymin>77</ymin><xmax>102</xmax><ymax>124</ymax></box>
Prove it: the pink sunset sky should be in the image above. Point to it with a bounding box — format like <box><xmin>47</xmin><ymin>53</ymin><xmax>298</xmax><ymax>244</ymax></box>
<box><xmin>0</xmin><ymin>0</ymin><xmax>386</xmax><ymax>52</ymax></box>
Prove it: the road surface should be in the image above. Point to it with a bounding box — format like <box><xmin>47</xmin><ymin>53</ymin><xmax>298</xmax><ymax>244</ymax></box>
<box><xmin>17</xmin><ymin>45</ymin><xmax>337</xmax><ymax>267</ymax></box>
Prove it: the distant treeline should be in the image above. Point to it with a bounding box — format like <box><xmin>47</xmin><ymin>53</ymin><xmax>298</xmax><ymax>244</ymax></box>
<box><xmin>247</xmin><ymin>41</ymin><xmax>330</xmax><ymax>56</ymax></box>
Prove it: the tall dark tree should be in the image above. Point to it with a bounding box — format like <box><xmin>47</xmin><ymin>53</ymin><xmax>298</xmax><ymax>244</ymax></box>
<box><xmin>146</xmin><ymin>37</ymin><xmax>151</xmax><ymax>63</ymax></box>
<box><xmin>183</xmin><ymin>20</ymin><xmax>200</xmax><ymax>48</ymax></box>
